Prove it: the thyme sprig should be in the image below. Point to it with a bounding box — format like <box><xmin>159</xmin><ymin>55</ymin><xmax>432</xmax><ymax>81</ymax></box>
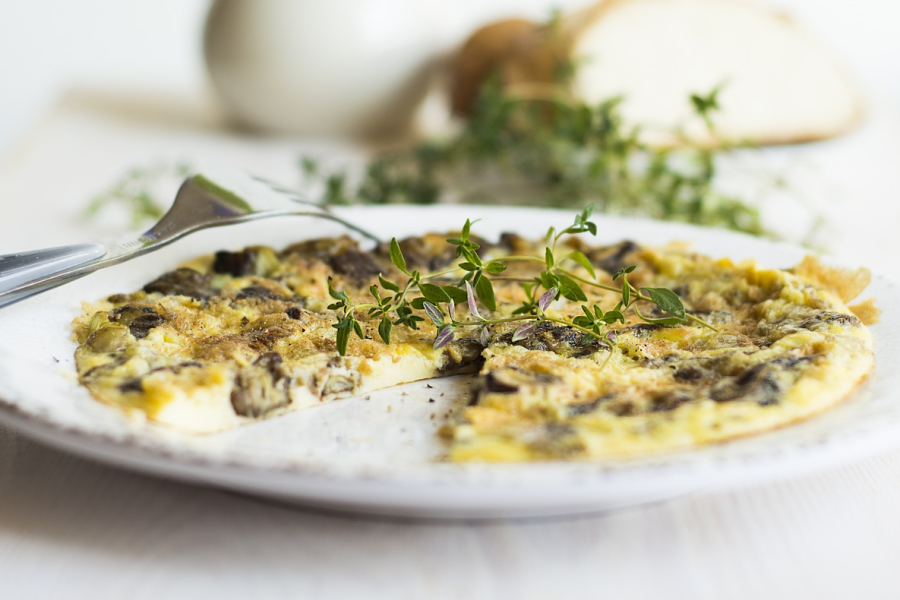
<box><xmin>300</xmin><ymin>84</ymin><xmax>766</xmax><ymax>236</ymax></box>
<box><xmin>327</xmin><ymin>207</ymin><xmax>715</xmax><ymax>356</ymax></box>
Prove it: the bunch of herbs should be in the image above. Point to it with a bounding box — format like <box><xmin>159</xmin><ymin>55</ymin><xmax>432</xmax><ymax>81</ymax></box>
<box><xmin>301</xmin><ymin>84</ymin><xmax>766</xmax><ymax>236</ymax></box>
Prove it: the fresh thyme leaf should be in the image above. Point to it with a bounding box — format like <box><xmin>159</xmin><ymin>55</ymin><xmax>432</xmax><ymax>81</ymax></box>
<box><xmin>378</xmin><ymin>316</ymin><xmax>392</xmax><ymax>345</ymax></box>
<box><xmin>465</xmin><ymin>281</ymin><xmax>483</xmax><ymax>320</ymax></box>
<box><xmin>442</xmin><ymin>285</ymin><xmax>469</xmax><ymax>303</ymax></box>
<box><xmin>538</xmin><ymin>288</ymin><xmax>557</xmax><ymax>311</ymax></box>
<box><xmin>327</xmin><ymin>278</ymin><xmax>349</xmax><ymax>302</ymax></box>
<box><xmin>423</xmin><ymin>301</ymin><xmax>444</xmax><ymax>326</ymax></box>
<box><xmin>568</xmin><ymin>251</ymin><xmax>596</xmax><ymax>278</ymax></box>
<box><xmin>389</xmin><ymin>238</ymin><xmax>409</xmax><ymax>275</ymax></box>
<box><xmin>691</xmin><ymin>84</ymin><xmax>723</xmax><ymax>131</ymax></box>
<box><xmin>544</xmin><ymin>247</ymin><xmax>555</xmax><ymax>269</ymax></box>
<box><xmin>512</xmin><ymin>321</ymin><xmax>538</xmax><ymax>342</ymax></box>
<box><xmin>561</xmin><ymin>205</ymin><xmax>598</xmax><ymax>237</ymax></box>
<box><xmin>613</xmin><ymin>265</ymin><xmax>636</xmax><ymax>280</ymax></box>
<box><xmin>602</xmin><ymin>309</ymin><xmax>625</xmax><ymax>325</ymax></box>
<box><xmin>475</xmin><ymin>275</ymin><xmax>497</xmax><ymax>312</ymax></box>
<box><xmin>461</xmin><ymin>218</ymin><xmax>474</xmax><ymax>241</ymax></box>
<box><xmin>634</xmin><ymin>310</ymin><xmax>685</xmax><ymax>327</ymax></box>
<box><xmin>639</xmin><ymin>287</ymin><xmax>687</xmax><ymax>325</ymax></box>
<box><xmin>334</xmin><ymin>319</ymin><xmax>352</xmax><ymax>355</ymax></box>
<box><xmin>539</xmin><ymin>271</ymin><xmax>559</xmax><ymax>293</ymax></box>
<box><xmin>433</xmin><ymin>325</ymin><xmax>455</xmax><ymax>349</ymax></box>
<box><xmin>512</xmin><ymin>303</ymin><xmax>536</xmax><ymax>316</ymax></box>
<box><xmin>393</xmin><ymin>305</ymin><xmax>424</xmax><ymax>330</ymax></box>
<box><xmin>485</xmin><ymin>261</ymin><xmax>507</xmax><ymax>274</ymax></box>
<box><xmin>419</xmin><ymin>283</ymin><xmax>451</xmax><ymax>304</ymax></box>
<box><xmin>378</xmin><ymin>274</ymin><xmax>400</xmax><ymax>293</ymax></box>
<box><xmin>461</xmin><ymin>246</ymin><xmax>482</xmax><ymax>267</ymax></box>
<box><xmin>556</xmin><ymin>274</ymin><xmax>587</xmax><ymax>303</ymax></box>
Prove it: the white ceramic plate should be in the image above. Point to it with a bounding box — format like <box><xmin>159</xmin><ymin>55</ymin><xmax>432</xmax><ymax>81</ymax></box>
<box><xmin>0</xmin><ymin>206</ymin><xmax>897</xmax><ymax>518</ymax></box>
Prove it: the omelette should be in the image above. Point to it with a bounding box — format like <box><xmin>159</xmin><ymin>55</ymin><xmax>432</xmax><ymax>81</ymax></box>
<box><xmin>71</xmin><ymin>231</ymin><xmax>877</xmax><ymax>461</ymax></box>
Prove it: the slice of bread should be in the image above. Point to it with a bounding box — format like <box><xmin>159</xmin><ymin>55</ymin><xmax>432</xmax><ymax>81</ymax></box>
<box><xmin>571</xmin><ymin>0</ymin><xmax>862</xmax><ymax>145</ymax></box>
<box><xmin>451</xmin><ymin>0</ymin><xmax>862</xmax><ymax>146</ymax></box>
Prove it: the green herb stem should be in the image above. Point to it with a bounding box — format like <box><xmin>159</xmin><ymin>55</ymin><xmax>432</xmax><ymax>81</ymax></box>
<box><xmin>553</xmin><ymin>268</ymin><xmax>622</xmax><ymax>295</ymax></box>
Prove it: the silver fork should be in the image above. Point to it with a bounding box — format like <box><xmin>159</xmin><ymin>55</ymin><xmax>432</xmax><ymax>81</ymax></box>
<box><xmin>0</xmin><ymin>171</ymin><xmax>380</xmax><ymax>308</ymax></box>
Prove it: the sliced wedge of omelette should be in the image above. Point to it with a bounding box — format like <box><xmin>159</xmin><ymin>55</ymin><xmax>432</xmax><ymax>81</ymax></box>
<box><xmin>71</xmin><ymin>231</ymin><xmax>876</xmax><ymax>461</ymax></box>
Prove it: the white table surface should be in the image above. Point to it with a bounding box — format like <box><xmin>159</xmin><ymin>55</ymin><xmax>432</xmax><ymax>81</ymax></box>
<box><xmin>3</xmin><ymin>72</ymin><xmax>900</xmax><ymax>599</ymax></box>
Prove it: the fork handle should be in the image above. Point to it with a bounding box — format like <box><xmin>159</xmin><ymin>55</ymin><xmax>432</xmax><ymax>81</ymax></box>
<box><xmin>0</xmin><ymin>243</ymin><xmax>107</xmax><ymax>308</ymax></box>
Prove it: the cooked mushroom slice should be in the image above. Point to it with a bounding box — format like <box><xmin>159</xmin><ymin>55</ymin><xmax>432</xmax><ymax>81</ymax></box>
<box><xmin>281</xmin><ymin>236</ymin><xmax>359</xmax><ymax>260</ymax></box>
<box><xmin>327</xmin><ymin>248</ymin><xmax>384</xmax><ymax>282</ymax></box>
<box><xmin>800</xmin><ymin>311</ymin><xmax>861</xmax><ymax>332</ymax></box>
<box><xmin>482</xmin><ymin>367</ymin><xmax>559</xmax><ymax>394</ymax></box>
<box><xmin>230</xmin><ymin>352</ymin><xmax>292</xmax><ymax>418</ymax></box>
<box><xmin>85</xmin><ymin>324</ymin><xmax>132</xmax><ymax>353</ymax></box>
<box><xmin>213</xmin><ymin>249</ymin><xmax>258</xmax><ymax>276</ymax></box>
<box><xmin>503</xmin><ymin>321</ymin><xmax>601</xmax><ymax>357</ymax></box>
<box><xmin>566</xmin><ymin>394</ymin><xmax>614</xmax><ymax>416</ymax></box>
<box><xmin>284</xmin><ymin>306</ymin><xmax>306</xmax><ymax>320</ymax></box>
<box><xmin>649</xmin><ymin>390</ymin><xmax>692</xmax><ymax>412</ymax></box>
<box><xmin>143</xmin><ymin>268</ymin><xmax>215</xmax><ymax>300</ymax></box>
<box><xmin>321</xmin><ymin>373</ymin><xmax>356</xmax><ymax>397</ymax></box>
<box><xmin>709</xmin><ymin>360</ymin><xmax>806</xmax><ymax>406</ymax></box>
<box><xmin>591</xmin><ymin>241</ymin><xmax>642</xmax><ymax>276</ymax></box>
<box><xmin>109</xmin><ymin>306</ymin><xmax>165</xmax><ymax>339</ymax></box>
<box><xmin>441</xmin><ymin>338</ymin><xmax>485</xmax><ymax>372</ymax></box>
<box><xmin>672</xmin><ymin>365</ymin><xmax>707</xmax><ymax>382</ymax></box>
<box><xmin>234</xmin><ymin>286</ymin><xmax>289</xmax><ymax>301</ymax></box>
